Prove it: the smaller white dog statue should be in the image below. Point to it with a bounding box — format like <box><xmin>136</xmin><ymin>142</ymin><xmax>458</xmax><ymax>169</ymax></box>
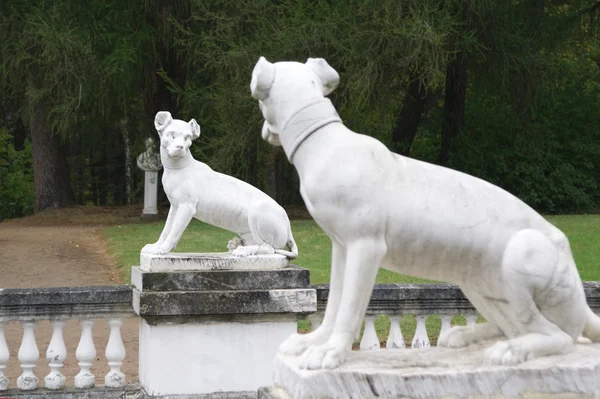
<box><xmin>141</xmin><ymin>111</ymin><xmax>298</xmax><ymax>259</ymax></box>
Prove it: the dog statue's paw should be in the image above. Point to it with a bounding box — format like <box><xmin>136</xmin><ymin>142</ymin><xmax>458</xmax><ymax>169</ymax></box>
<box><xmin>141</xmin><ymin>243</ymin><xmax>172</xmax><ymax>255</ymax></box>
<box><xmin>300</xmin><ymin>334</ymin><xmax>350</xmax><ymax>370</ymax></box>
<box><xmin>484</xmin><ymin>341</ymin><xmax>529</xmax><ymax>365</ymax></box>
<box><xmin>438</xmin><ymin>326</ymin><xmax>470</xmax><ymax>348</ymax></box>
<box><xmin>232</xmin><ymin>245</ymin><xmax>258</xmax><ymax>257</ymax></box>
<box><xmin>227</xmin><ymin>237</ymin><xmax>243</xmax><ymax>252</ymax></box>
<box><xmin>279</xmin><ymin>332</ymin><xmax>328</xmax><ymax>356</ymax></box>
<box><xmin>141</xmin><ymin>243</ymin><xmax>160</xmax><ymax>254</ymax></box>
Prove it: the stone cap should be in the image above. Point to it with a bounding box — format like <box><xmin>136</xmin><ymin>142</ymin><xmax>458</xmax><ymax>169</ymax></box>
<box><xmin>314</xmin><ymin>282</ymin><xmax>600</xmax><ymax>316</ymax></box>
<box><xmin>133</xmin><ymin>287</ymin><xmax>316</xmax><ymax>323</ymax></box>
<box><xmin>0</xmin><ymin>285</ymin><xmax>134</xmax><ymax>321</ymax></box>
<box><xmin>140</xmin><ymin>252</ymin><xmax>290</xmax><ymax>272</ymax></box>
<box><xmin>132</xmin><ymin>265</ymin><xmax>310</xmax><ymax>292</ymax></box>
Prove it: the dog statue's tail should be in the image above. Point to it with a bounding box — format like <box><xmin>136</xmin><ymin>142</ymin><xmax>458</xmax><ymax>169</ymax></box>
<box><xmin>582</xmin><ymin>306</ymin><xmax>600</xmax><ymax>342</ymax></box>
<box><xmin>274</xmin><ymin>225</ymin><xmax>299</xmax><ymax>259</ymax></box>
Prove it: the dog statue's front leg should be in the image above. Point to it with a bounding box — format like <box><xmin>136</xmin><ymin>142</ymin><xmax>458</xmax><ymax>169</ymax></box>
<box><xmin>301</xmin><ymin>238</ymin><xmax>386</xmax><ymax>370</ymax></box>
<box><xmin>142</xmin><ymin>205</ymin><xmax>178</xmax><ymax>254</ymax></box>
<box><xmin>279</xmin><ymin>239</ymin><xmax>346</xmax><ymax>355</ymax></box>
<box><xmin>143</xmin><ymin>204</ymin><xmax>195</xmax><ymax>255</ymax></box>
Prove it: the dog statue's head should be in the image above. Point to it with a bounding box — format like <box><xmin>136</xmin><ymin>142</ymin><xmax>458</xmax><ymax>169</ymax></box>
<box><xmin>154</xmin><ymin>111</ymin><xmax>201</xmax><ymax>159</ymax></box>
<box><xmin>250</xmin><ymin>57</ymin><xmax>340</xmax><ymax>147</ymax></box>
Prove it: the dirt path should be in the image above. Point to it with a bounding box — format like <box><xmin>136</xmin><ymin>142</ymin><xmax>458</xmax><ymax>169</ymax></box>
<box><xmin>0</xmin><ymin>207</ymin><xmax>143</xmax><ymax>389</ymax></box>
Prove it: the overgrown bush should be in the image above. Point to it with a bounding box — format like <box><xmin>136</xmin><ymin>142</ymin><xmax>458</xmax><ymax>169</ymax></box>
<box><xmin>0</xmin><ymin>128</ymin><xmax>34</xmax><ymax>219</ymax></box>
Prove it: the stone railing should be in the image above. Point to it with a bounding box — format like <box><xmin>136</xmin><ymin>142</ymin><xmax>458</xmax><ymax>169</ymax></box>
<box><xmin>0</xmin><ymin>286</ymin><xmax>138</xmax><ymax>398</ymax></box>
<box><xmin>307</xmin><ymin>281</ymin><xmax>600</xmax><ymax>351</ymax></box>
<box><xmin>1</xmin><ymin>278</ymin><xmax>599</xmax><ymax>398</ymax></box>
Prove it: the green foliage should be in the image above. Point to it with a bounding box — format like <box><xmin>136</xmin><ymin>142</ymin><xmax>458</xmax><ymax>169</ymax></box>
<box><xmin>0</xmin><ymin>129</ymin><xmax>34</xmax><ymax>219</ymax></box>
<box><xmin>1</xmin><ymin>0</ymin><xmax>599</xmax><ymax>214</ymax></box>
<box><xmin>447</xmin><ymin>63</ymin><xmax>600</xmax><ymax>213</ymax></box>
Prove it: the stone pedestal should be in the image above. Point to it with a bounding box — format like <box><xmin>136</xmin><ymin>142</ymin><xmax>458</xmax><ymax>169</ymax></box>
<box><xmin>137</xmin><ymin>137</ymin><xmax>162</xmax><ymax>222</ymax></box>
<box><xmin>261</xmin><ymin>343</ymin><xmax>600</xmax><ymax>399</ymax></box>
<box><xmin>132</xmin><ymin>263</ymin><xmax>316</xmax><ymax>397</ymax></box>
<box><xmin>141</xmin><ymin>170</ymin><xmax>159</xmax><ymax>220</ymax></box>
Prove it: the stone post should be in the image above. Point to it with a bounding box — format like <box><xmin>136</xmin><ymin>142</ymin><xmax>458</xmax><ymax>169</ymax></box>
<box><xmin>132</xmin><ymin>255</ymin><xmax>316</xmax><ymax>397</ymax></box>
<box><xmin>137</xmin><ymin>137</ymin><xmax>162</xmax><ymax>221</ymax></box>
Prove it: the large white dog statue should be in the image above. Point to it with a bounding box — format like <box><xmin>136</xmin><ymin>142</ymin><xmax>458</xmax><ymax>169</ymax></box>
<box><xmin>141</xmin><ymin>111</ymin><xmax>298</xmax><ymax>259</ymax></box>
<box><xmin>250</xmin><ymin>56</ymin><xmax>600</xmax><ymax>370</ymax></box>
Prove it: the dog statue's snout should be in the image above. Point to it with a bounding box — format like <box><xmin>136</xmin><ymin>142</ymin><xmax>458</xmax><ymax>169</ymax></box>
<box><xmin>176</xmin><ymin>144</ymin><xmax>184</xmax><ymax>150</ymax></box>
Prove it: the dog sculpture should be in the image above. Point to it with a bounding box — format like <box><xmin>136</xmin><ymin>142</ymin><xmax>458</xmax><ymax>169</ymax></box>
<box><xmin>250</xmin><ymin>56</ymin><xmax>600</xmax><ymax>370</ymax></box>
<box><xmin>141</xmin><ymin>111</ymin><xmax>298</xmax><ymax>259</ymax></box>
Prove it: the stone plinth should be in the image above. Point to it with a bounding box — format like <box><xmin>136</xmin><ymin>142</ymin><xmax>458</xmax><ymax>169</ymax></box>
<box><xmin>140</xmin><ymin>252</ymin><xmax>290</xmax><ymax>271</ymax></box>
<box><xmin>265</xmin><ymin>343</ymin><xmax>600</xmax><ymax>399</ymax></box>
<box><xmin>132</xmin><ymin>262</ymin><xmax>316</xmax><ymax>397</ymax></box>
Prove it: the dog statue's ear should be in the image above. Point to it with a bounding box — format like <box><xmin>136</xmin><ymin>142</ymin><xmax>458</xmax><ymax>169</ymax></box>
<box><xmin>251</xmin><ymin>56</ymin><xmax>276</xmax><ymax>100</ymax></box>
<box><xmin>306</xmin><ymin>58</ymin><xmax>339</xmax><ymax>96</ymax></box>
<box><xmin>154</xmin><ymin>111</ymin><xmax>173</xmax><ymax>134</ymax></box>
<box><xmin>188</xmin><ymin>119</ymin><xmax>201</xmax><ymax>140</ymax></box>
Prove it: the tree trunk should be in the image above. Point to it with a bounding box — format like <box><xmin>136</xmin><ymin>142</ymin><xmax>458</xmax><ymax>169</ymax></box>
<box><xmin>121</xmin><ymin>118</ymin><xmax>133</xmax><ymax>205</ymax></box>
<box><xmin>392</xmin><ymin>76</ymin><xmax>436</xmax><ymax>156</ymax></box>
<box><xmin>29</xmin><ymin>103</ymin><xmax>74</xmax><ymax>213</ymax></box>
<box><xmin>439</xmin><ymin>51</ymin><xmax>467</xmax><ymax>164</ymax></box>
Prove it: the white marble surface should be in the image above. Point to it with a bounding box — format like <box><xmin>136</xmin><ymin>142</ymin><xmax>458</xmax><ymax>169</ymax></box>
<box><xmin>141</xmin><ymin>111</ymin><xmax>298</xmax><ymax>261</ymax></box>
<box><xmin>250</xmin><ymin>56</ymin><xmax>600</xmax><ymax>370</ymax></box>
<box><xmin>140</xmin><ymin>252</ymin><xmax>290</xmax><ymax>271</ymax></box>
<box><xmin>139</xmin><ymin>317</ymin><xmax>297</xmax><ymax>396</ymax></box>
<box><xmin>273</xmin><ymin>343</ymin><xmax>600</xmax><ymax>399</ymax></box>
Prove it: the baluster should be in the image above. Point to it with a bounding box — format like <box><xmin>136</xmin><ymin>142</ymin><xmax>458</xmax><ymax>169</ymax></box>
<box><xmin>360</xmin><ymin>315</ymin><xmax>380</xmax><ymax>350</ymax></box>
<box><xmin>308</xmin><ymin>314</ymin><xmax>322</xmax><ymax>331</ymax></box>
<box><xmin>466</xmin><ymin>314</ymin><xmax>478</xmax><ymax>327</ymax></box>
<box><xmin>105</xmin><ymin>319</ymin><xmax>126</xmax><ymax>388</ymax></box>
<box><xmin>438</xmin><ymin>315</ymin><xmax>452</xmax><ymax>345</ymax></box>
<box><xmin>0</xmin><ymin>322</ymin><xmax>9</xmax><ymax>391</ymax></box>
<box><xmin>386</xmin><ymin>316</ymin><xmax>405</xmax><ymax>349</ymax></box>
<box><xmin>411</xmin><ymin>315</ymin><xmax>430</xmax><ymax>349</ymax></box>
<box><xmin>45</xmin><ymin>320</ymin><xmax>67</xmax><ymax>390</ymax></box>
<box><xmin>17</xmin><ymin>321</ymin><xmax>39</xmax><ymax>390</ymax></box>
<box><xmin>75</xmin><ymin>319</ymin><xmax>96</xmax><ymax>389</ymax></box>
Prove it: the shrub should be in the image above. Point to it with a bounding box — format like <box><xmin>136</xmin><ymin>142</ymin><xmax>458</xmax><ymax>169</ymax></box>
<box><xmin>0</xmin><ymin>128</ymin><xmax>34</xmax><ymax>219</ymax></box>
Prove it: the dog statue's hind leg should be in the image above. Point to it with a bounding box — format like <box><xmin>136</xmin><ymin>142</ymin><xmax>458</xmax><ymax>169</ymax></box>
<box><xmin>438</xmin><ymin>287</ymin><xmax>503</xmax><ymax>348</ymax></box>
<box><xmin>301</xmin><ymin>238</ymin><xmax>386</xmax><ymax>370</ymax></box>
<box><xmin>279</xmin><ymin>239</ymin><xmax>346</xmax><ymax>355</ymax></box>
<box><xmin>232</xmin><ymin>200</ymin><xmax>290</xmax><ymax>257</ymax></box>
<box><xmin>484</xmin><ymin>229</ymin><xmax>585</xmax><ymax>365</ymax></box>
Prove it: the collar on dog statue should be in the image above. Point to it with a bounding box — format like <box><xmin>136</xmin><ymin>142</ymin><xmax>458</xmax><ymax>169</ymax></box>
<box><xmin>280</xmin><ymin>98</ymin><xmax>342</xmax><ymax>164</ymax></box>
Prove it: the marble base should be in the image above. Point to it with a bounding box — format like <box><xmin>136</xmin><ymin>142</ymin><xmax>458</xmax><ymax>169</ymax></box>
<box><xmin>139</xmin><ymin>317</ymin><xmax>297</xmax><ymax>396</ymax></box>
<box><xmin>140</xmin><ymin>252</ymin><xmax>290</xmax><ymax>271</ymax></box>
<box><xmin>140</xmin><ymin>212</ymin><xmax>161</xmax><ymax>222</ymax></box>
<box><xmin>270</xmin><ymin>343</ymin><xmax>600</xmax><ymax>399</ymax></box>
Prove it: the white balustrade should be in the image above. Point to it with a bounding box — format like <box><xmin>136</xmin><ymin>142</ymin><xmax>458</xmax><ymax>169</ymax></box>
<box><xmin>75</xmin><ymin>319</ymin><xmax>96</xmax><ymax>389</ymax></box>
<box><xmin>466</xmin><ymin>314</ymin><xmax>478</xmax><ymax>327</ymax></box>
<box><xmin>45</xmin><ymin>320</ymin><xmax>67</xmax><ymax>390</ymax></box>
<box><xmin>360</xmin><ymin>315</ymin><xmax>380</xmax><ymax>350</ymax></box>
<box><xmin>308</xmin><ymin>313</ymin><xmax>322</xmax><ymax>331</ymax></box>
<box><xmin>0</xmin><ymin>322</ymin><xmax>9</xmax><ymax>391</ymax></box>
<box><xmin>17</xmin><ymin>321</ymin><xmax>39</xmax><ymax>390</ymax></box>
<box><xmin>386</xmin><ymin>316</ymin><xmax>405</xmax><ymax>349</ymax></box>
<box><xmin>105</xmin><ymin>319</ymin><xmax>126</xmax><ymax>388</ymax></box>
<box><xmin>310</xmin><ymin>312</ymin><xmax>491</xmax><ymax>352</ymax></box>
<box><xmin>411</xmin><ymin>315</ymin><xmax>430</xmax><ymax>349</ymax></box>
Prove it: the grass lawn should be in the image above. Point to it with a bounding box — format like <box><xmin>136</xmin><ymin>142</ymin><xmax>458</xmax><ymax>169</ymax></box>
<box><xmin>103</xmin><ymin>214</ymin><xmax>600</xmax><ymax>344</ymax></box>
